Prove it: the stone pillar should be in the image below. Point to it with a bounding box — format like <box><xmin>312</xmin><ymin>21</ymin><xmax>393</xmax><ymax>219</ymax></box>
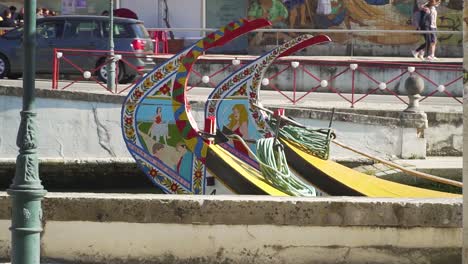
<box><xmin>399</xmin><ymin>112</ymin><xmax>428</xmax><ymax>159</ymax></box>
<box><xmin>462</xmin><ymin>1</ymin><xmax>468</xmax><ymax>263</ymax></box>
<box><xmin>398</xmin><ymin>75</ymin><xmax>427</xmax><ymax>159</ymax></box>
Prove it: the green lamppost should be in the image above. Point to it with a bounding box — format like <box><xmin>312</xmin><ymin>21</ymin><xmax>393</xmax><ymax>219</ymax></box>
<box><xmin>7</xmin><ymin>0</ymin><xmax>47</xmax><ymax>263</ymax></box>
<box><xmin>107</xmin><ymin>0</ymin><xmax>116</xmax><ymax>92</ymax></box>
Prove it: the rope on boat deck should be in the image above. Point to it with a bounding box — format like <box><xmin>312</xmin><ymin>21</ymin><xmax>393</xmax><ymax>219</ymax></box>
<box><xmin>227</xmin><ymin>134</ymin><xmax>316</xmax><ymax>196</ymax></box>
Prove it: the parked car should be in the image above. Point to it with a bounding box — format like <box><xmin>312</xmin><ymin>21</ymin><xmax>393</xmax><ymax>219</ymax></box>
<box><xmin>0</xmin><ymin>15</ymin><xmax>155</xmax><ymax>83</ymax></box>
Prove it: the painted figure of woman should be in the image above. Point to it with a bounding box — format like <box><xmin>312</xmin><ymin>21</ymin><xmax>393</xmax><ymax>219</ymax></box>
<box><xmin>226</xmin><ymin>104</ymin><xmax>250</xmax><ymax>156</ymax></box>
<box><xmin>149</xmin><ymin>107</ymin><xmax>168</xmax><ymax>144</ymax></box>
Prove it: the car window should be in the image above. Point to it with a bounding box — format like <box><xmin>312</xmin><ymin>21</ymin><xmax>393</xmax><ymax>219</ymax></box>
<box><xmin>132</xmin><ymin>23</ymin><xmax>150</xmax><ymax>39</ymax></box>
<box><xmin>103</xmin><ymin>22</ymin><xmax>134</xmax><ymax>38</ymax></box>
<box><xmin>64</xmin><ymin>20</ymin><xmax>100</xmax><ymax>39</ymax></box>
<box><xmin>37</xmin><ymin>21</ymin><xmax>64</xmax><ymax>39</ymax></box>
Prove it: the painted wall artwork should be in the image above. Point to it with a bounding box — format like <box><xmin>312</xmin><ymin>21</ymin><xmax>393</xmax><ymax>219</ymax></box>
<box><xmin>122</xmin><ymin>48</ymin><xmax>209</xmax><ymax>195</ymax></box>
<box><xmin>463</xmin><ymin>2</ymin><xmax>467</xmax><ymax>90</ymax></box>
<box><xmin>243</xmin><ymin>0</ymin><xmax>463</xmax><ymax>53</ymax></box>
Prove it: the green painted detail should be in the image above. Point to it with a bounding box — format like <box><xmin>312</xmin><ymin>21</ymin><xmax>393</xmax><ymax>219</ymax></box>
<box><xmin>181</xmin><ymin>123</ymin><xmax>192</xmax><ymax>137</ymax></box>
<box><xmin>182</xmin><ymin>56</ymin><xmax>196</xmax><ymax>64</ymax></box>
<box><xmin>172</xmin><ymin>85</ymin><xmax>185</xmax><ymax>97</ymax></box>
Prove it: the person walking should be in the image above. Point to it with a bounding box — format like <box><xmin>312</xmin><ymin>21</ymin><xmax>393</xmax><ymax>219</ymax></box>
<box><xmin>411</xmin><ymin>0</ymin><xmax>440</xmax><ymax>61</ymax></box>
<box><xmin>411</xmin><ymin>2</ymin><xmax>430</xmax><ymax>60</ymax></box>
<box><xmin>425</xmin><ymin>0</ymin><xmax>440</xmax><ymax>61</ymax></box>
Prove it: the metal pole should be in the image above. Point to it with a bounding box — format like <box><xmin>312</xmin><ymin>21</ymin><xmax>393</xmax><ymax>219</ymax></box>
<box><xmin>351</xmin><ymin>68</ymin><xmax>355</xmax><ymax>107</ymax></box>
<box><xmin>293</xmin><ymin>66</ymin><xmax>297</xmax><ymax>104</ymax></box>
<box><xmin>107</xmin><ymin>0</ymin><xmax>116</xmax><ymax>92</ymax></box>
<box><xmin>201</xmin><ymin>0</ymin><xmax>206</xmax><ymax>38</ymax></box>
<box><xmin>8</xmin><ymin>0</ymin><xmax>47</xmax><ymax>263</ymax></box>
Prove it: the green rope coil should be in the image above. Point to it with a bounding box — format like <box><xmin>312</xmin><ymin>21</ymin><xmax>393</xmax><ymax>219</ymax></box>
<box><xmin>228</xmin><ymin>134</ymin><xmax>316</xmax><ymax>196</ymax></box>
<box><xmin>278</xmin><ymin>125</ymin><xmax>333</xmax><ymax>160</ymax></box>
<box><xmin>256</xmin><ymin>137</ymin><xmax>316</xmax><ymax>196</ymax></box>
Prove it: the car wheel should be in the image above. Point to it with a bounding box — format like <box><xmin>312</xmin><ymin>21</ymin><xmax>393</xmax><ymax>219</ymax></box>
<box><xmin>0</xmin><ymin>54</ymin><xmax>10</xmax><ymax>79</ymax></box>
<box><xmin>96</xmin><ymin>58</ymin><xmax>125</xmax><ymax>84</ymax></box>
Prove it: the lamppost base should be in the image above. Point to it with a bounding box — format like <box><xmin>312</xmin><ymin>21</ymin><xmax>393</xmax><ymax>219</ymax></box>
<box><xmin>7</xmin><ymin>189</ymin><xmax>47</xmax><ymax>264</ymax></box>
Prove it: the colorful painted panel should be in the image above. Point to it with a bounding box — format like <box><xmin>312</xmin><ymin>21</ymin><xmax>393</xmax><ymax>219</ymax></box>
<box><xmin>172</xmin><ymin>18</ymin><xmax>271</xmax><ymax>162</ymax></box>
<box><xmin>122</xmin><ymin>47</ymin><xmax>206</xmax><ymax>194</ymax></box>
<box><xmin>206</xmin><ymin>34</ymin><xmax>331</xmax><ymax>163</ymax></box>
<box><xmin>122</xmin><ymin>18</ymin><xmax>270</xmax><ymax>194</ymax></box>
<box><xmin>206</xmin><ymin>57</ymin><xmax>266</xmax><ymax>165</ymax></box>
<box><xmin>216</xmin><ymin>99</ymin><xmax>263</xmax><ymax>169</ymax></box>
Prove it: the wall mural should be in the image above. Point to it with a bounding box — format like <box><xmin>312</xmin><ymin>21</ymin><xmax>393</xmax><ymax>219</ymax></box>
<box><xmin>246</xmin><ymin>0</ymin><xmax>463</xmax><ymax>47</ymax></box>
<box><xmin>464</xmin><ymin>1</ymin><xmax>467</xmax><ymax>86</ymax></box>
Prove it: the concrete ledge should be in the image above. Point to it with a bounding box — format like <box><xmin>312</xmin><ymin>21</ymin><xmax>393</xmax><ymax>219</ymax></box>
<box><xmin>0</xmin><ymin>194</ymin><xmax>461</xmax><ymax>264</ymax></box>
<box><xmin>0</xmin><ymin>193</ymin><xmax>461</xmax><ymax>227</ymax></box>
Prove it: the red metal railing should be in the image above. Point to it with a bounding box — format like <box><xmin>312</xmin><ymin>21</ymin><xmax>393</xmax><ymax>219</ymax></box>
<box><xmin>52</xmin><ymin>48</ymin><xmax>155</xmax><ymax>94</ymax></box>
<box><xmin>221</xmin><ymin>58</ymin><xmax>462</xmax><ymax>107</ymax></box>
<box><xmin>159</xmin><ymin>55</ymin><xmax>462</xmax><ymax>107</ymax></box>
<box><xmin>49</xmin><ymin>50</ymin><xmax>462</xmax><ymax>107</ymax></box>
<box><xmin>416</xmin><ymin>70</ymin><xmax>463</xmax><ymax>104</ymax></box>
<box><xmin>178</xmin><ymin>56</ymin><xmax>462</xmax><ymax>107</ymax></box>
<box><xmin>188</xmin><ymin>62</ymin><xmax>244</xmax><ymax>91</ymax></box>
